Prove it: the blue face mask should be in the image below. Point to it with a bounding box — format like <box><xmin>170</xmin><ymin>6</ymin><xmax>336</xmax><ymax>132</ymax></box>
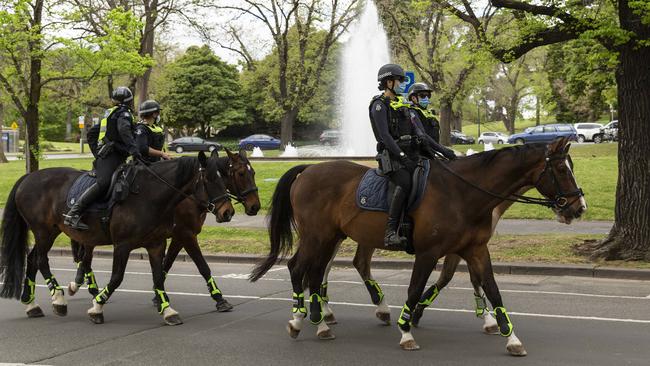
<box><xmin>418</xmin><ymin>97</ymin><xmax>430</xmax><ymax>108</ymax></box>
<box><xmin>393</xmin><ymin>80</ymin><xmax>408</xmax><ymax>94</ymax></box>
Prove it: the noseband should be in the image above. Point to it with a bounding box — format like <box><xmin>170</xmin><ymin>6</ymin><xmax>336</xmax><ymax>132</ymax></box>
<box><xmin>227</xmin><ymin>161</ymin><xmax>259</xmax><ymax>204</ymax></box>
<box><xmin>534</xmin><ymin>154</ymin><xmax>584</xmax><ymax>211</ymax></box>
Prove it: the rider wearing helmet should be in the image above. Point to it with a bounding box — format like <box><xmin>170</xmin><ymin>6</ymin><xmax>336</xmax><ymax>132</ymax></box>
<box><xmin>369</xmin><ymin>65</ymin><xmax>456</xmax><ymax>250</ymax></box>
<box><xmin>64</xmin><ymin>86</ymin><xmax>142</xmax><ymax>230</ymax></box>
<box><xmin>408</xmin><ymin>82</ymin><xmax>440</xmax><ymax>143</ymax></box>
<box><xmin>135</xmin><ymin>100</ymin><xmax>170</xmax><ymax>163</ymax></box>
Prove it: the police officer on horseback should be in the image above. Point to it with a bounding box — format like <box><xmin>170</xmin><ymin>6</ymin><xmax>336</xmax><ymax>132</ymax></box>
<box><xmin>64</xmin><ymin>86</ymin><xmax>142</xmax><ymax>230</ymax></box>
<box><xmin>369</xmin><ymin>64</ymin><xmax>456</xmax><ymax>250</ymax></box>
<box><xmin>408</xmin><ymin>82</ymin><xmax>440</xmax><ymax>143</ymax></box>
<box><xmin>135</xmin><ymin>100</ymin><xmax>170</xmax><ymax>162</ymax></box>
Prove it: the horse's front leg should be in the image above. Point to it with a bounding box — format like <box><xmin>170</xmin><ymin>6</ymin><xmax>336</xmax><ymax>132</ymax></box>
<box><xmin>353</xmin><ymin>245</ymin><xmax>390</xmax><ymax>325</ymax></box>
<box><xmin>87</xmin><ymin>245</ymin><xmax>130</xmax><ymax>324</ymax></box>
<box><xmin>467</xmin><ymin>245</ymin><xmax>527</xmax><ymax>356</ymax></box>
<box><xmin>397</xmin><ymin>253</ymin><xmax>437</xmax><ymax>351</ymax></box>
<box><xmin>35</xmin><ymin>234</ymin><xmax>67</xmax><ymax>317</ymax></box>
<box><xmin>148</xmin><ymin>242</ymin><xmax>183</xmax><ymax>325</ymax></box>
<box><xmin>68</xmin><ymin>244</ymin><xmax>99</xmax><ymax>297</ymax></box>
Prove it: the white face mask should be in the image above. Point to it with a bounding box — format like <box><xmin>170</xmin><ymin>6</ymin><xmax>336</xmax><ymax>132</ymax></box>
<box><xmin>155</xmin><ymin>115</ymin><xmax>161</xmax><ymax>124</ymax></box>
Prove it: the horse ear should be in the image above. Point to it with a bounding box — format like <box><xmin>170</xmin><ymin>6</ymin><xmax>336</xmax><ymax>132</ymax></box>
<box><xmin>238</xmin><ymin>148</ymin><xmax>248</xmax><ymax>159</ymax></box>
<box><xmin>224</xmin><ymin>147</ymin><xmax>235</xmax><ymax>160</ymax></box>
<box><xmin>198</xmin><ymin>151</ymin><xmax>207</xmax><ymax>167</ymax></box>
<box><xmin>548</xmin><ymin>137</ymin><xmax>567</xmax><ymax>154</ymax></box>
<box><xmin>564</xmin><ymin>141</ymin><xmax>572</xmax><ymax>154</ymax></box>
<box><xmin>211</xmin><ymin>149</ymin><xmax>219</xmax><ymax>158</ymax></box>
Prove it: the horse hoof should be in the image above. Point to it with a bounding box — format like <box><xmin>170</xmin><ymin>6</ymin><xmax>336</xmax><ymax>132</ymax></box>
<box><xmin>89</xmin><ymin>313</ymin><xmax>104</xmax><ymax>324</ymax></box>
<box><xmin>507</xmin><ymin>343</ymin><xmax>528</xmax><ymax>357</ymax></box>
<box><xmin>52</xmin><ymin>304</ymin><xmax>68</xmax><ymax>317</ymax></box>
<box><xmin>376</xmin><ymin>311</ymin><xmax>391</xmax><ymax>325</ymax></box>
<box><xmin>68</xmin><ymin>282</ymin><xmax>79</xmax><ymax>296</ymax></box>
<box><xmin>286</xmin><ymin>322</ymin><xmax>300</xmax><ymax>339</ymax></box>
<box><xmin>324</xmin><ymin>313</ymin><xmax>337</xmax><ymax>325</ymax></box>
<box><xmin>400</xmin><ymin>339</ymin><xmax>420</xmax><ymax>351</ymax></box>
<box><xmin>317</xmin><ymin>329</ymin><xmax>336</xmax><ymax>340</ymax></box>
<box><xmin>164</xmin><ymin>314</ymin><xmax>183</xmax><ymax>326</ymax></box>
<box><xmin>216</xmin><ymin>299</ymin><xmax>233</xmax><ymax>312</ymax></box>
<box><xmin>26</xmin><ymin>306</ymin><xmax>44</xmax><ymax>318</ymax></box>
<box><xmin>483</xmin><ymin>324</ymin><xmax>499</xmax><ymax>335</ymax></box>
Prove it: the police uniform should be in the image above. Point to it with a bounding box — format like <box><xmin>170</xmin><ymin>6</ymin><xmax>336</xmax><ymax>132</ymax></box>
<box><xmin>135</xmin><ymin>122</ymin><xmax>165</xmax><ymax>163</ymax></box>
<box><xmin>412</xmin><ymin>106</ymin><xmax>440</xmax><ymax>143</ymax></box>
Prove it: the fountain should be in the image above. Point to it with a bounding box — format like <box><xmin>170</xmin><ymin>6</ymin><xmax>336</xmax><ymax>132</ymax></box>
<box><xmin>339</xmin><ymin>0</ymin><xmax>391</xmax><ymax>157</ymax></box>
<box><xmin>280</xmin><ymin>143</ymin><xmax>299</xmax><ymax>157</ymax></box>
<box><xmin>251</xmin><ymin>146</ymin><xmax>264</xmax><ymax>157</ymax></box>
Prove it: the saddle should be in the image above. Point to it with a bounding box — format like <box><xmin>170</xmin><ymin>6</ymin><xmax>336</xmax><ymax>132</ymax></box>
<box><xmin>356</xmin><ymin>159</ymin><xmax>430</xmax><ymax>213</ymax></box>
<box><xmin>66</xmin><ymin>163</ymin><xmax>140</xmax><ymax>214</ymax></box>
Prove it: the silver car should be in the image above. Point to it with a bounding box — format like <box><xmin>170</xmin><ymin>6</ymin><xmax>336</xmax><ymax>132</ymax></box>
<box><xmin>573</xmin><ymin>123</ymin><xmax>604</xmax><ymax>143</ymax></box>
<box><xmin>478</xmin><ymin>132</ymin><xmax>509</xmax><ymax>144</ymax></box>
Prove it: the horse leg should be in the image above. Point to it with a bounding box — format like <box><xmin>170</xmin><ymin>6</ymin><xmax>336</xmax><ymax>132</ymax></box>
<box><xmin>412</xmin><ymin>254</ymin><xmax>458</xmax><ymax>327</ymax></box>
<box><xmin>35</xmin><ymin>233</ymin><xmax>67</xmax><ymax>317</ymax></box>
<box><xmin>320</xmin><ymin>240</ymin><xmax>342</xmax><ymax>325</ymax></box>
<box><xmin>21</xmin><ymin>247</ymin><xmax>43</xmax><ymax>318</ymax></box>
<box><xmin>397</xmin><ymin>253</ymin><xmax>438</xmax><ymax>351</ymax></box>
<box><xmin>353</xmin><ymin>245</ymin><xmax>390</xmax><ymax>325</ymax></box>
<box><xmin>307</xmin><ymin>244</ymin><xmax>338</xmax><ymax>341</ymax></box>
<box><xmin>286</xmin><ymin>251</ymin><xmax>307</xmax><ymax>339</ymax></box>
<box><xmin>183</xmin><ymin>234</ymin><xmax>233</xmax><ymax>312</ymax></box>
<box><xmin>69</xmin><ymin>241</ymin><xmax>85</xmax><ymax>296</ymax></box>
<box><xmin>469</xmin><ymin>270</ymin><xmax>498</xmax><ymax>335</ymax></box>
<box><xmin>467</xmin><ymin>246</ymin><xmax>527</xmax><ymax>356</ymax></box>
<box><xmin>68</xmin><ymin>246</ymin><xmax>99</xmax><ymax>298</ymax></box>
<box><xmin>87</xmin><ymin>245</ymin><xmax>130</xmax><ymax>324</ymax></box>
<box><xmin>148</xmin><ymin>243</ymin><xmax>183</xmax><ymax>325</ymax></box>
<box><xmin>151</xmin><ymin>238</ymin><xmax>182</xmax><ymax>308</ymax></box>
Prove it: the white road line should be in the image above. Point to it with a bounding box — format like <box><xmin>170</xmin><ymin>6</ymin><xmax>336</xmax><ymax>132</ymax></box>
<box><xmin>23</xmin><ymin>284</ymin><xmax>650</xmax><ymax>325</ymax></box>
<box><xmin>49</xmin><ymin>267</ymin><xmax>650</xmax><ymax>301</ymax></box>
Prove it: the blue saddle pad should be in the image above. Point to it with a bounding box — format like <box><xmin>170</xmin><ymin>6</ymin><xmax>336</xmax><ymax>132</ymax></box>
<box><xmin>66</xmin><ymin>173</ymin><xmax>110</xmax><ymax>212</ymax></box>
<box><xmin>356</xmin><ymin>160</ymin><xmax>430</xmax><ymax>212</ymax></box>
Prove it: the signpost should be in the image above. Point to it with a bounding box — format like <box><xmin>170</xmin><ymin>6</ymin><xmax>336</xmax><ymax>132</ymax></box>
<box><xmin>11</xmin><ymin>122</ymin><xmax>18</xmax><ymax>130</ymax></box>
<box><xmin>78</xmin><ymin>116</ymin><xmax>85</xmax><ymax>153</ymax></box>
<box><xmin>403</xmin><ymin>71</ymin><xmax>416</xmax><ymax>97</ymax></box>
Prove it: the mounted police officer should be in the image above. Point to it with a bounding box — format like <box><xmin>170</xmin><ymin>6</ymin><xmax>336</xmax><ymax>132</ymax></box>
<box><xmin>135</xmin><ymin>100</ymin><xmax>170</xmax><ymax>162</ymax></box>
<box><xmin>408</xmin><ymin>82</ymin><xmax>440</xmax><ymax>143</ymax></box>
<box><xmin>64</xmin><ymin>86</ymin><xmax>142</xmax><ymax>230</ymax></box>
<box><xmin>369</xmin><ymin>64</ymin><xmax>456</xmax><ymax>250</ymax></box>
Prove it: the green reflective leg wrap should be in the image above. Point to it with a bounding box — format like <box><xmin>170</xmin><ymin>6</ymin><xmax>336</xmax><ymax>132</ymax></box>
<box><xmin>309</xmin><ymin>293</ymin><xmax>324</xmax><ymax>325</ymax></box>
<box><xmin>20</xmin><ymin>278</ymin><xmax>36</xmax><ymax>305</ymax></box>
<box><xmin>494</xmin><ymin>307</ymin><xmax>513</xmax><ymax>337</ymax></box>
<box><xmin>85</xmin><ymin>272</ymin><xmax>98</xmax><ymax>290</ymax></box>
<box><xmin>418</xmin><ymin>285</ymin><xmax>439</xmax><ymax>307</ymax></box>
<box><xmin>291</xmin><ymin>292</ymin><xmax>307</xmax><ymax>316</ymax></box>
<box><xmin>364</xmin><ymin>279</ymin><xmax>384</xmax><ymax>305</ymax></box>
<box><xmin>207</xmin><ymin>277</ymin><xmax>223</xmax><ymax>301</ymax></box>
<box><xmin>398</xmin><ymin>303</ymin><xmax>413</xmax><ymax>332</ymax></box>
<box><xmin>45</xmin><ymin>277</ymin><xmax>63</xmax><ymax>296</ymax></box>
<box><xmin>320</xmin><ymin>282</ymin><xmax>329</xmax><ymax>302</ymax></box>
<box><xmin>474</xmin><ymin>293</ymin><xmax>488</xmax><ymax>317</ymax></box>
<box><xmin>95</xmin><ymin>286</ymin><xmax>112</xmax><ymax>305</ymax></box>
<box><xmin>155</xmin><ymin>289</ymin><xmax>170</xmax><ymax>314</ymax></box>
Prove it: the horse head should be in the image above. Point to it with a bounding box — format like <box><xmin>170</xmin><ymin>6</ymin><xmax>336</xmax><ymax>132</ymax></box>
<box><xmin>200</xmin><ymin>151</ymin><xmax>235</xmax><ymax>223</ymax></box>
<box><xmin>221</xmin><ymin>148</ymin><xmax>261</xmax><ymax>216</ymax></box>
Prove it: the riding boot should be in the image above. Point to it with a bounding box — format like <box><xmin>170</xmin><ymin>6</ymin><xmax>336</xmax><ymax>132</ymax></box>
<box><xmin>384</xmin><ymin>186</ymin><xmax>408</xmax><ymax>251</ymax></box>
<box><xmin>64</xmin><ymin>183</ymin><xmax>102</xmax><ymax>231</ymax></box>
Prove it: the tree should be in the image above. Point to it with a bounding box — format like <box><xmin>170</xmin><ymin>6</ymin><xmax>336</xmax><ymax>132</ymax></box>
<box><xmin>442</xmin><ymin>0</ymin><xmax>650</xmax><ymax>260</ymax></box>
<box><xmin>487</xmin><ymin>55</ymin><xmax>534</xmax><ymax>134</ymax></box>
<box><xmin>160</xmin><ymin>45</ymin><xmax>247</xmax><ymax>138</ymax></box>
<box><xmin>214</xmin><ymin>0</ymin><xmax>361</xmax><ymax>146</ymax></box>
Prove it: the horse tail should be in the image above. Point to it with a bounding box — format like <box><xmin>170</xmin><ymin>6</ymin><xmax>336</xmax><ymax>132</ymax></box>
<box><xmin>250</xmin><ymin>164</ymin><xmax>311</xmax><ymax>282</ymax></box>
<box><xmin>0</xmin><ymin>174</ymin><xmax>30</xmax><ymax>299</ymax></box>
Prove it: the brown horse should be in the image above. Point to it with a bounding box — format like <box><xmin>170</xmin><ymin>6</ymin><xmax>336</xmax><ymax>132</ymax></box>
<box><xmin>67</xmin><ymin>149</ymin><xmax>260</xmax><ymax>313</ymax></box>
<box><xmin>0</xmin><ymin>152</ymin><xmax>235</xmax><ymax>325</ymax></box>
<box><xmin>251</xmin><ymin>137</ymin><xmax>585</xmax><ymax>354</ymax></box>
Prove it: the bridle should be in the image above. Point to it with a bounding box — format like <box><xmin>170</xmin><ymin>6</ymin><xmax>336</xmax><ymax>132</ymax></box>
<box><xmin>436</xmin><ymin>150</ymin><xmax>584</xmax><ymax>210</ymax></box>
<box><xmin>226</xmin><ymin>158</ymin><xmax>259</xmax><ymax>204</ymax></box>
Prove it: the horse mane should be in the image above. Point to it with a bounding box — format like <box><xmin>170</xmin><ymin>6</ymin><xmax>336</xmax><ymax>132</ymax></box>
<box><xmin>458</xmin><ymin>143</ymin><xmax>547</xmax><ymax>166</ymax></box>
<box><xmin>154</xmin><ymin>157</ymin><xmax>199</xmax><ymax>186</ymax></box>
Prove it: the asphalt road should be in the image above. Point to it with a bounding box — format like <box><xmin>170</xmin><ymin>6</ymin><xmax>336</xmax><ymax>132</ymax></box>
<box><xmin>1</xmin><ymin>257</ymin><xmax>648</xmax><ymax>365</ymax></box>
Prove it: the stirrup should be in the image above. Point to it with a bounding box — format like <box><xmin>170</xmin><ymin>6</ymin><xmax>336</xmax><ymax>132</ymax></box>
<box><xmin>384</xmin><ymin>232</ymin><xmax>408</xmax><ymax>251</ymax></box>
<box><xmin>63</xmin><ymin>214</ymin><xmax>89</xmax><ymax>231</ymax></box>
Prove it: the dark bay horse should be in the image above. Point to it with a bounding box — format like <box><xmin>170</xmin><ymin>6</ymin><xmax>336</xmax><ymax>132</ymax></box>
<box><xmin>68</xmin><ymin>149</ymin><xmax>260</xmax><ymax>312</ymax></box>
<box><xmin>251</xmin><ymin>137</ymin><xmax>585</xmax><ymax>354</ymax></box>
<box><xmin>0</xmin><ymin>152</ymin><xmax>235</xmax><ymax>325</ymax></box>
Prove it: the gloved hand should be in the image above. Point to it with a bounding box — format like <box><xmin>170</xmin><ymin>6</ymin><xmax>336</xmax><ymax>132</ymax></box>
<box><xmin>400</xmin><ymin>155</ymin><xmax>417</xmax><ymax>170</ymax></box>
<box><xmin>442</xmin><ymin>148</ymin><xmax>457</xmax><ymax>161</ymax></box>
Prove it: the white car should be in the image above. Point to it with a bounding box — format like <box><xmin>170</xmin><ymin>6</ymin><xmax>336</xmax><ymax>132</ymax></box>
<box><xmin>478</xmin><ymin>132</ymin><xmax>509</xmax><ymax>144</ymax></box>
<box><xmin>573</xmin><ymin>123</ymin><xmax>604</xmax><ymax>143</ymax></box>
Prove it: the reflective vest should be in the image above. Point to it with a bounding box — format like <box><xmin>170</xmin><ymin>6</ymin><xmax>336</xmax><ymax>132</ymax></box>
<box><xmin>98</xmin><ymin>106</ymin><xmax>119</xmax><ymax>142</ymax></box>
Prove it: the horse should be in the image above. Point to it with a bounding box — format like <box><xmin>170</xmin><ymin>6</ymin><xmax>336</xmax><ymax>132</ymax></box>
<box><xmin>67</xmin><ymin>149</ymin><xmax>260</xmax><ymax>312</ymax></box>
<box><xmin>250</xmin><ymin>137</ymin><xmax>585</xmax><ymax>354</ymax></box>
<box><xmin>0</xmin><ymin>152</ymin><xmax>235</xmax><ymax>325</ymax></box>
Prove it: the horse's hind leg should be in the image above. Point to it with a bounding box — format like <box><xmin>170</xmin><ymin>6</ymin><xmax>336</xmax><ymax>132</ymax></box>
<box><xmin>469</xmin><ymin>270</ymin><xmax>498</xmax><ymax>334</ymax></box>
<box><xmin>35</xmin><ymin>231</ymin><xmax>67</xmax><ymax>316</ymax></box>
<box><xmin>148</xmin><ymin>242</ymin><xmax>183</xmax><ymax>326</ymax></box>
<box><xmin>68</xmin><ymin>244</ymin><xmax>99</xmax><ymax>298</ymax></box>
<box><xmin>321</xmin><ymin>240</ymin><xmax>342</xmax><ymax>325</ymax></box>
<box><xmin>286</xmin><ymin>251</ymin><xmax>307</xmax><ymax>339</ymax></box>
<box><xmin>467</xmin><ymin>245</ymin><xmax>526</xmax><ymax>356</ymax></box>
<box><xmin>21</xmin><ymin>247</ymin><xmax>44</xmax><ymax>318</ymax></box>
<box><xmin>353</xmin><ymin>245</ymin><xmax>390</xmax><ymax>325</ymax></box>
<box><xmin>307</xmin><ymin>243</ymin><xmax>338</xmax><ymax>341</ymax></box>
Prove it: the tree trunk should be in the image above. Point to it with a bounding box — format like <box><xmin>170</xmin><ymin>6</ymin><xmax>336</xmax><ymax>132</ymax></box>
<box><xmin>280</xmin><ymin>107</ymin><xmax>298</xmax><ymax>147</ymax></box>
<box><xmin>137</xmin><ymin>5</ymin><xmax>156</xmax><ymax>103</ymax></box>
<box><xmin>535</xmin><ymin>95</ymin><xmax>541</xmax><ymax>126</ymax></box>
<box><xmin>439</xmin><ymin>100</ymin><xmax>452</xmax><ymax>146</ymax></box>
<box><xmin>589</xmin><ymin>4</ymin><xmax>650</xmax><ymax>260</ymax></box>
<box><xmin>65</xmin><ymin>107</ymin><xmax>73</xmax><ymax>141</ymax></box>
<box><xmin>24</xmin><ymin>104</ymin><xmax>40</xmax><ymax>172</ymax></box>
<box><xmin>0</xmin><ymin>101</ymin><xmax>7</xmax><ymax>163</ymax></box>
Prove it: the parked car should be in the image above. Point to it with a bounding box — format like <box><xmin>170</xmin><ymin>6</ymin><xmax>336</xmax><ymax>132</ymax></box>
<box><xmin>319</xmin><ymin>129</ymin><xmax>342</xmax><ymax>145</ymax></box>
<box><xmin>573</xmin><ymin>122</ymin><xmax>604</xmax><ymax>143</ymax></box>
<box><xmin>168</xmin><ymin>137</ymin><xmax>221</xmax><ymax>154</ymax></box>
<box><xmin>478</xmin><ymin>132</ymin><xmax>509</xmax><ymax>144</ymax></box>
<box><xmin>239</xmin><ymin>134</ymin><xmax>282</xmax><ymax>150</ymax></box>
<box><xmin>450</xmin><ymin>130</ymin><xmax>475</xmax><ymax>145</ymax></box>
<box><xmin>507</xmin><ymin>124</ymin><xmax>578</xmax><ymax>144</ymax></box>
<box><xmin>594</xmin><ymin>120</ymin><xmax>618</xmax><ymax>143</ymax></box>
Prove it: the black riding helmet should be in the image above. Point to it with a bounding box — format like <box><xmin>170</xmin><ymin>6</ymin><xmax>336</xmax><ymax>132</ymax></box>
<box><xmin>111</xmin><ymin>86</ymin><xmax>133</xmax><ymax>103</ymax></box>
<box><xmin>139</xmin><ymin>100</ymin><xmax>161</xmax><ymax>117</ymax></box>
<box><xmin>407</xmin><ymin>82</ymin><xmax>433</xmax><ymax>100</ymax></box>
<box><xmin>377</xmin><ymin>64</ymin><xmax>406</xmax><ymax>93</ymax></box>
